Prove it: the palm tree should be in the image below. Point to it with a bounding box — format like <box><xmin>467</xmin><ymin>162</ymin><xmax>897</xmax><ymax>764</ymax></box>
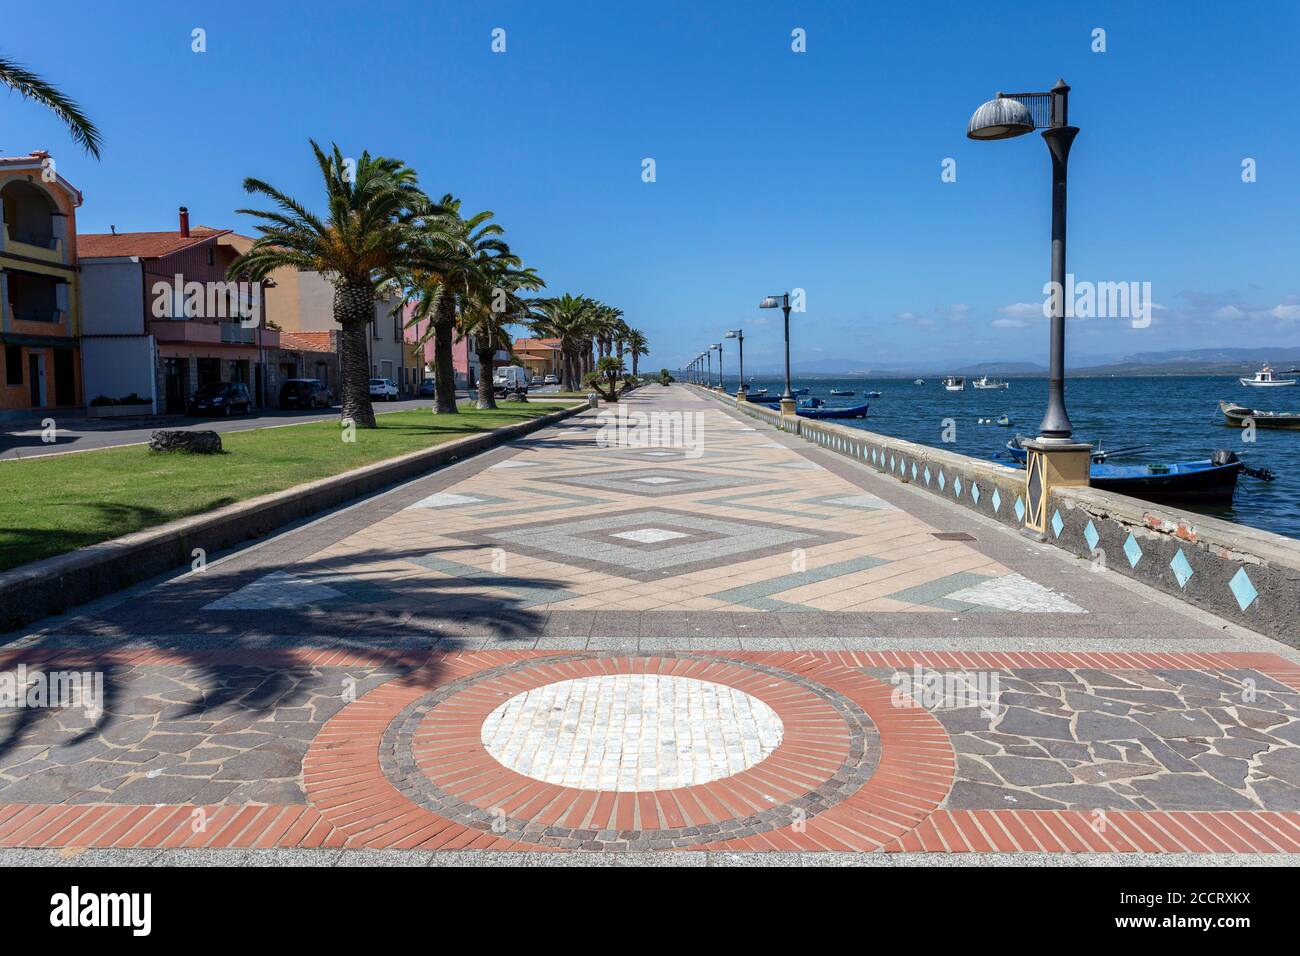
<box><xmin>532</xmin><ymin>294</ymin><xmax>600</xmax><ymax>391</ymax></box>
<box><xmin>458</xmin><ymin>263</ymin><xmax>545</xmax><ymax>409</ymax></box>
<box><xmin>1</xmin><ymin>55</ymin><xmax>101</xmax><ymax>158</ymax></box>
<box><xmin>229</xmin><ymin>140</ymin><xmax>435</xmax><ymax>427</ymax></box>
<box><xmin>400</xmin><ymin>198</ymin><xmax>509</xmax><ymax>414</ymax></box>
<box><xmin>625</xmin><ymin>328</ymin><xmax>649</xmax><ymax>379</ymax></box>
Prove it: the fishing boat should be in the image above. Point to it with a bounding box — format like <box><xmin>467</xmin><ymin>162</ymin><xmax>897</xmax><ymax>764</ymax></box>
<box><xmin>1004</xmin><ymin>435</ymin><xmax>1145</xmax><ymax>465</ymax></box>
<box><xmin>796</xmin><ymin>402</ymin><xmax>869</xmax><ymax>420</ymax></box>
<box><xmin>913</xmin><ymin>379</ymin><xmax>926</xmax><ymax>385</ymax></box>
<box><xmin>829</xmin><ymin>389</ymin><xmax>855</xmax><ymax>396</ymax></box>
<box><xmin>866</xmin><ymin>390</ymin><xmax>882</xmax><ymax>398</ymax></box>
<box><xmin>995</xmin><ymin>415</ymin><xmax>1013</xmax><ymax>427</ymax></box>
<box><xmin>942</xmin><ymin>375</ymin><xmax>965</xmax><ymax>391</ymax></box>
<box><xmin>973</xmin><ymin>376</ymin><xmax>1010</xmax><ymax>390</ymax></box>
<box><xmin>1239</xmin><ymin>365</ymin><xmax>1297</xmax><ymax>387</ymax></box>
<box><xmin>1219</xmin><ymin>401</ymin><xmax>1300</xmax><ymax>430</ymax></box>
<box><xmin>793</xmin><ymin>386</ymin><xmax>810</xmax><ymax>395</ymax></box>
<box><xmin>1003</xmin><ymin>439</ymin><xmax>1251</xmax><ymax>504</ymax></box>
<box><xmin>742</xmin><ymin>387</ymin><xmax>768</xmax><ymax>399</ymax></box>
<box><xmin>749</xmin><ymin>396</ymin><xmax>869</xmax><ymax>419</ymax></box>
<box><xmin>1089</xmin><ymin>455</ymin><xmax>1245</xmax><ymax>504</ymax></box>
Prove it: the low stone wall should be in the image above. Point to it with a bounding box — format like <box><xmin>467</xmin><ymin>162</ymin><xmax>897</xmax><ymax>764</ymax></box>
<box><xmin>0</xmin><ymin>402</ymin><xmax>588</xmax><ymax>634</ymax></box>
<box><xmin>703</xmin><ymin>387</ymin><xmax>1300</xmax><ymax>646</ymax></box>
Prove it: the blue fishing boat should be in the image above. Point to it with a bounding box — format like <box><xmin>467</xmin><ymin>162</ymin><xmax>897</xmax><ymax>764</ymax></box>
<box><xmin>749</xmin><ymin>396</ymin><xmax>869</xmax><ymax>419</ymax></box>
<box><xmin>1003</xmin><ymin>437</ymin><xmax>1248</xmax><ymax>504</ymax></box>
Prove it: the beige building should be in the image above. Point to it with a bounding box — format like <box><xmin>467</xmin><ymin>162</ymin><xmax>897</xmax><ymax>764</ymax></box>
<box><xmin>212</xmin><ymin>231</ymin><xmax>412</xmax><ymax>395</ymax></box>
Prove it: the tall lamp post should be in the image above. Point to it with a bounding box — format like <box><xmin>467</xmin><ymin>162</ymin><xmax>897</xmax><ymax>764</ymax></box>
<box><xmin>725</xmin><ymin>329</ymin><xmax>744</xmax><ymax>400</ymax></box>
<box><xmin>759</xmin><ymin>293</ymin><xmax>794</xmax><ymax>415</ymax></box>
<box><xmin>967</xmin><ymin>77</ymin><xmax>1091</xmax><ymax>535</ymax></box>
<box><xmin>711</xmin><ymin>342</ymin><xmax>723</xmax><ymax>391</ymax></box>
<box><xmin>704</xmin><ymin>349</ymin><xmax>713</xmax><ymax>389</ymax></box>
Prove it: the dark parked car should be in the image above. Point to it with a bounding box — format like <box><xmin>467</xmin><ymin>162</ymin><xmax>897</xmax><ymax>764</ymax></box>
<box><xmin>187</xmin><ymin>382</ymin><xmax>252</xmax><ymax>417</ymax></box>
<box><xmin>417</xmin><ymin>379</ymin><xmax>436</xmax><ymax>397</ymax></box>
<box><xmin>279</xmin><ymin>378</ymin><xmax>333</xmax><ymax>409</ymax></box>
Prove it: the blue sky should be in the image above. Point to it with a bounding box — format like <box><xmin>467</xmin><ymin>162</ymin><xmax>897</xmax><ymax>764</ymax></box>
<box><xmin>4</xmin><ymin>0</ymin><xmax>1298</xmax><ymax>372</ymax></box>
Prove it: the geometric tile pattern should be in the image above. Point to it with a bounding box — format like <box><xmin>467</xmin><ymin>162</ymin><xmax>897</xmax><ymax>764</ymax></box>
<box><xmin>1229</xmin><ymin>567</ymin><xmax>1259</xmax><ymax>611</ymax></box>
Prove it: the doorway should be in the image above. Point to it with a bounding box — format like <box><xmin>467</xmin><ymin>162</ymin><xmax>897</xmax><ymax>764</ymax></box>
<box><xmin>27</xmin><ymin>352</ymin><xmax>45</xmax><ymax>408</ymax></box>
<box><xmin>164</xmin><ymin>358</ymin><xmax>187</xmax><ymax>414</ymax></box>
<box><xmin>53</xmin><ymin>349</ymin><xmax>75</xmax><ymax>406</ymax></box>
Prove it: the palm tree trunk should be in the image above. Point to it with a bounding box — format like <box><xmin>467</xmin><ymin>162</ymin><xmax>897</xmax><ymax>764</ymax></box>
<box><xmin>476</xmin><ymin>345</ymin><xmax>498</xmax><ymax>409</ymax></box>
<box><xmin>632</xmin><ymin>354</ymin><xmax>640</xmax><ymax>378</ymax></box>
<box><xmin>333</xmin><ymin>282</ymin><xmax>377</xmax><ymax>428</ymax></box>
<box><xmin>432</xmin><ymin>294</ymin><xmax>459</xmax><ymax>414</ymax></box>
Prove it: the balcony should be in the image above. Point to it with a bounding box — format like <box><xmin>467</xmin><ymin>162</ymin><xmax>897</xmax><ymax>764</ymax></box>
<box><xmin>149</xmin><ymin>319</ymin><xmax>279</xmax><ymax>348</ymax></box>
<box><xmin>2</xmin><ymin>224</ymin><xmax>65</xmax><ymax>264</ymax></box>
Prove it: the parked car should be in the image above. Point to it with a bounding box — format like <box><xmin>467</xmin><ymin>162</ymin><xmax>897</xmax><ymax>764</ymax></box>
<box><xmin>279</xmin><ymin>378</ymin><xmax>333</xmax><ymax>409</ymax></box>
<box><xmin>417</xmin><ymin>379</ymin><xmax>436</xmax><ymax>397</ymax></box>
<box><xmin>543</xmin><ymin>374</ymin><xmax>558</xmax><ymax>385</ymax></box>
<box><xmin>368</xmin><ymin>378</ymin><xmax>398</xmax><ymax>401</ymax></box>
<box><xmin>188</xmin><ymin>381</ymin><xmax>252</xmax><ymax>417</ymax></box>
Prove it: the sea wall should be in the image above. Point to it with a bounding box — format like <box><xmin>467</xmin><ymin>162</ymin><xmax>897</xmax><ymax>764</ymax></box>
<box><xmin>698</xmin><ymin>386</ymin><xmax>1300</xmax><ymax>646</ymax></box>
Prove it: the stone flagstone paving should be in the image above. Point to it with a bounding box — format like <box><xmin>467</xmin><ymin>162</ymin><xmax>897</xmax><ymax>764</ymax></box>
<box><xmin>3</xmin><ymin>385</ymin><xmax>1299</xmax><ymax>860</ymax></box>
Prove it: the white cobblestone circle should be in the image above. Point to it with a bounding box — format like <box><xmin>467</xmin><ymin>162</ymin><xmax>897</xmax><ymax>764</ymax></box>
<box><xmin>481</xmin><ymin>674</ymin><xmax>784</xmax><ymax>791</ymax></box>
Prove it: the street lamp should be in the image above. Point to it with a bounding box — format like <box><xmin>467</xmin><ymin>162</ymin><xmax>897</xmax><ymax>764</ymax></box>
<box><xmin>711</xmin><ymin>342</ymin><xmax>722</xmax><ymax>391</ymax></box>
<box><xmin>760</xmin><ymin>293</ymin><xmax>794</xmax><ymax>415</ymax></box>
<box><xmin>967</xmin><ymin>78</ymin><xmax>1076</xmax><ymax>443</ymax></box>
<box><xmin>725</xmin><ymin>329</ymin><xmax>744</xmax><ymax>399</ymax></box>
<box><xmin>968</xmin><ymin>78</ymin><xmax>1091</xmax><ymax>533</ymax></box>
<box><xmin>704</xmin><ymin>349</ymin><xmax>713</xmax><ymax>389</ymax></box>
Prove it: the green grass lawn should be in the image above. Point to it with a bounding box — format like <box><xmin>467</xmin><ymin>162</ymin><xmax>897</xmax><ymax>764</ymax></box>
<box><xmin>0</xmin><ymin>405</ymin><xmax>573</xmax><ymax>573</ymax></box>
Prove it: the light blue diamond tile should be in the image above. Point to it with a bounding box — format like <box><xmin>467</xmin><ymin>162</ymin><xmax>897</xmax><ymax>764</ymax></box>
<box><xmin>954</xmin><ymin>476</ymin><xmax>963</xmax><ymax>497</ymax></box>
<box><xmin>911</xmin><ymin>462</ymin><xmax>918</xmax><ymax>480</ymax></box>
<box><xmin>871</xmin><ymin>449</ymin><xmax>878</xmax><ymax>464</ymax></box>
<box><xmin>1051</xmin><ymin>509</ymin><xmax>1064</xmax><ymax>538</ymax></box>
<box><xmin>1014</xmin><ymin>496</ymin><xmax>1025</xmax><ymax>521</ymax></box>
<box><xmin>1170</xmin><ymin>549</ymin><xmax>1194</xmax><ymax>589</ymax></box>
<box><xmin>1228</xmin><ymin>567</ymin><xmax>1258</xmax><ymax>610</ymax></box>
<box><xmin>924</xmin><ymin>466</ymin><xmax>931</xmax><ymax>485</ymax></box>
<box><xmin>971</xmin><ymin>483</ymin><xmax>980</xmax><ymax>505</ymax></box>
<box><xmin>1083</xmin><ymin>519</ymin><xmax>1099</xmax><ymax>551</ymax></box>
<box><xmin>890</xmin><ymin>455</ymin><xmax>896</xmax><ymax>470</ymax></box>
<box><xmin>991</xmin><ymin>488</ymin><xmax>1001</xmax><ymax>513</ymax></box>
<box><xmin>938</xmin><ymin>471</ymin><xmax>946</xmax><ymax>491</ymax></box>
<box><xmin>1123</xmin><ymin>532</ymin><xmax>1143</xmax><ymax>568</ymax></box>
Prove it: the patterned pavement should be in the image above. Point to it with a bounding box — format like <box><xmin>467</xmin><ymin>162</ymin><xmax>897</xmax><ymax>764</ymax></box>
<box><xmin>4</xmin><ymin>385</ymin><xmax>1300</xmax><ymax>861</ymax></box>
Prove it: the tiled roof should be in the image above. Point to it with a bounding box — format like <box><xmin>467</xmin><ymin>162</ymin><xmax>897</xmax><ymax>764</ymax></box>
<box><xmin>78</xmin><ymin>229</ymin><xmax>230</xmax><ymax>259</ymax></box>
<box><xmin>514</xmin><ymin>337</ymin><xmax>561</xmax><ymax>351</ymax></box>
<box><xmin>279</xmin><ymin>331</ymin><xmax>335</xmax><ymax>352</ymax></box>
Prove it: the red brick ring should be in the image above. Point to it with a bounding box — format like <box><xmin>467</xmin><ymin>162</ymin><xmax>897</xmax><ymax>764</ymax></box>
<box><xmin>303</xmin><ymin>654</ymin><xmax>954</xmax><ymax>852</ymax></box>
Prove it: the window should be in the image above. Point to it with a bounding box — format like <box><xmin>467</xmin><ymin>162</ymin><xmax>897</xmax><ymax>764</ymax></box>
<box><xmin>371</xmin><ymin>319</ymin><xmax>381</xmax><ymax>340</ymax></box>
<box><xmin>5</xmin><ymin>345</ymin><xmax>22</xmax><ymax>385</ymax></box>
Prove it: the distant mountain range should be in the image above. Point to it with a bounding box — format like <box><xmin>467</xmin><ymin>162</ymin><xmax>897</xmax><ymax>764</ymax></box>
<box><xmin>734</xmin><ymin>347</ymin><xmax>1300</xmax><ymax>379</ymax></box>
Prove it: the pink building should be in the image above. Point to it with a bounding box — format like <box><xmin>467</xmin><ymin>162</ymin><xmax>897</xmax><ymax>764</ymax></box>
<box><xmin>402</xmin><ymin>302</ymin><xmax>478</xmax><ymax>388</ymax></box>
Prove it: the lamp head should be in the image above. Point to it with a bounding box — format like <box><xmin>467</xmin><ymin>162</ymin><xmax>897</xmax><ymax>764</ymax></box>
<box><xmin>967</xmin><ymin>95</ymin><xmax>1035</xmax><ymax>140</ymax></box>
<box><xmin>725</xmin><ymin>330</ymin><xmax>739</xmax><ymax>338</ymax></box>
<box><xmin>759</xmin><ymin>296</ymin><xmax>781</xmax><ymax>309</ymax></box>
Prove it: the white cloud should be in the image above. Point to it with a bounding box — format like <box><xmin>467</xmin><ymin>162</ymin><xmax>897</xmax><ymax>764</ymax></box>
<box><xmin>991</xmin><ymin>318</ymin><xmax>1027</xmax><ymax>329</ymax></box>
<box><xmin>999</xmin><ymin>302</ymin><xmax>1044</xmax><ymax>320</ymax></box>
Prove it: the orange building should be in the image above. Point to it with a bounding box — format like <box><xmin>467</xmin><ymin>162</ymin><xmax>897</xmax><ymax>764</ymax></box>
<box><xmin>0</xmin><ymin>151</ymin><xmax>84</xmax><ymax>418</ymax></box>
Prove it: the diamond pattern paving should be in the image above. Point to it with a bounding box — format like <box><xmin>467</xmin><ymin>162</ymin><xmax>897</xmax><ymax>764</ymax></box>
<box><xmin>7</xmin><ymin>386</ymin><xmax>1291</xmax><ymax>862</ymax></box>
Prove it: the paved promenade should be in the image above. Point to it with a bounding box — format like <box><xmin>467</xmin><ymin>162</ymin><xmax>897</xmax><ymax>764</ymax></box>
<box><xmin>3</xmin><ymin>385</ymin><xmax>1299</xmax><ymax>863</ymax></box>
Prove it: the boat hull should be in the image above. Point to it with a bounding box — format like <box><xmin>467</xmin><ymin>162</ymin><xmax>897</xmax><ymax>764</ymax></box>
<box><xmin>1219</xmin><ymin>401</ymin><xmax>1300</xmax><ymax>429</ymax></box>
<box><xmin>1239</xmin><ymin>379</ymin><xmax>1297</xmax><ymax>387</ymax></box>
<box><xmin>1090</xmin><ymin>461</ymin><xmax>1243</xmax><ymax>504</ymax></box>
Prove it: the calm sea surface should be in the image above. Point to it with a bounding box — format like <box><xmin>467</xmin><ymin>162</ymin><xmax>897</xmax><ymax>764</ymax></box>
<box><xmin>733</xmin><ymin>375</ymin><xmax>1300</xmax><ymax>540</ymax></box>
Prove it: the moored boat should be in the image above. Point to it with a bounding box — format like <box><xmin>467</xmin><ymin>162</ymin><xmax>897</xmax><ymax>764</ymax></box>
<box><xmin>913</xmin><ymin>379</ymin><xmax>925</xmax><ymax>385</ymax></box>
<box><xmin>1219</xmin><ymin>401</ymin><xmax>1300</xmax><ymax>430</ymax></box>
<box><xmin>743</xmin><ymin>387</ymin><xmax>768</xmax><ymax>398</ymax></box>
<box><xmin>796</xmin><ymin>402</ymin><xmax>868</xmax><ymax>419</ymax></box>
<box><xmin>973</xmin><ymin>376</ymin><xmax>1009</xmax><ymax>390</ymax></box>
<box><xmin>1240</xmin><ymin>365</ymin><xmax>1297</xmax><ymax>387</ymax></box>
<box><xmin>829</xmin><ymin>389</ymin><xmax>855</xmax><ymax>396</ymax></box>
<box><xmin>942</xmin><ymin>375</ymin><xmax>965</xmax><ymax>391</ymax></box>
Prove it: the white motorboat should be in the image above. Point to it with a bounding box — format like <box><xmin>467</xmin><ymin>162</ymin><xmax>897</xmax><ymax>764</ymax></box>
<box><xmin>972</xmin><ymin>376</ymin><xmax>1009</xmax><ymax>390</ymax></box>
<box><xmin>913</xmin><ymin>378</ymin><xmax>925</xmax><ymax>385</ymax></box>
<box><xmin>1240</xmin><ymin>365</ymin><xmax>1297</xmax><ymax>387</ymax></box>
<box><xmin>942</xmin><ymin>375</ymin><xmax>965</xmax><ymax>391</ymax></box>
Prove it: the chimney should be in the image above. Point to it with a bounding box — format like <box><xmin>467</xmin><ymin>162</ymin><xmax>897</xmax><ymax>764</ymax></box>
<box><xmin>178</xmin><ymin>206</ymin><xmax>190</xmax><ymax>238</ymax></box>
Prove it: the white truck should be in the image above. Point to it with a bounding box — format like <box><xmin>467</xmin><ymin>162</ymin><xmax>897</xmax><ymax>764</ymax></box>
<box><xmin>492</xmin><ymin>365</ymin><xmax>529</xmax><ymax>395</ymax></box>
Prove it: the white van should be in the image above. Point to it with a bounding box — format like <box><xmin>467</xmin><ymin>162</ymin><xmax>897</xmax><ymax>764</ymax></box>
<box><xmin>493</xmin><ymin>365</ymin><xmax>529</xmax><ymax>394</ymax></box>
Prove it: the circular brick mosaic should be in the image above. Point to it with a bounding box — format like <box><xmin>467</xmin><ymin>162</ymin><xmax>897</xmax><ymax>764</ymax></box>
<box><xmin>380</xmin><ymin>654</ymin><xmax>881</xmax><ymax>850</ymax></box>
<box><xmin>480</xmin><ymin>674</ymin><xmax>784</xmax><ymax>791</ymax></box>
